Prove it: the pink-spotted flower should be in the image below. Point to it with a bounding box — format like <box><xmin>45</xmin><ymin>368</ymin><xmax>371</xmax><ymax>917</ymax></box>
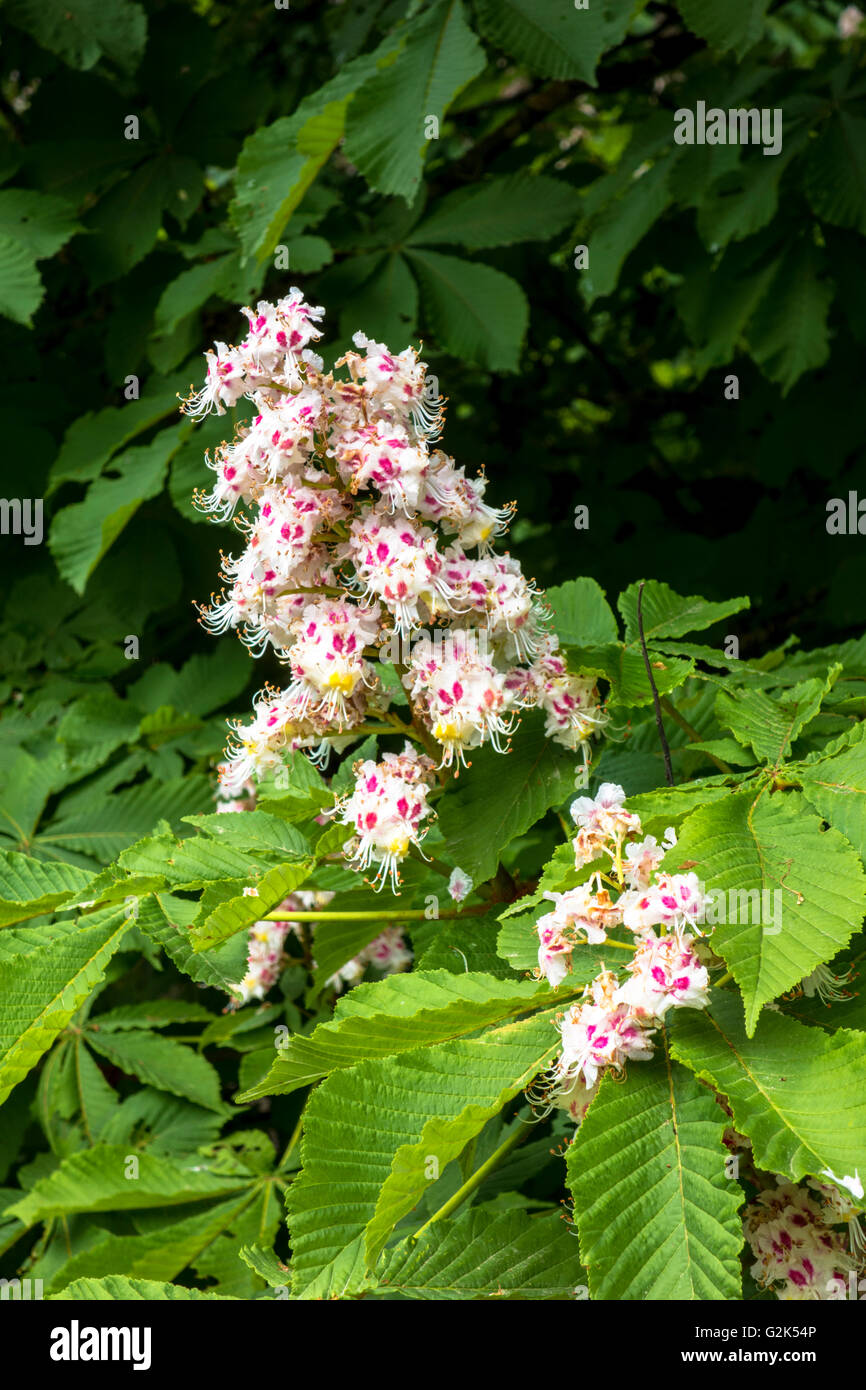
<box><xmin>336</xmin><ymin>744</ymin><xmax>437</xmax><ymax>891</ymax></box>
<box><xmin>614</xmin><ymin>931</ymin><xmax>709</xmax><ymax>1018</ymax></box>
<box><xmin>536</xmin><ymin>883</ymin><xmax>623</xmax><ymax>987</ymax></box>
<box><xmin>553</xmin><ymin>970</ymin><xmax>656</xmax><ymax>1091</ymax></box>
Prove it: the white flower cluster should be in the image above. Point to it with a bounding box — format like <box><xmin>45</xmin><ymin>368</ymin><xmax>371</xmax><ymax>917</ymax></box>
<box><xmin>232</xmin><ymin>892</ymin><xmax>412</xmax><ymax>1005</ymax></box>
<box><xmin>535</xmin><ymin>783</ymin><xmax>713</xmax><ymax>1121</ymax></box>
<box><xmin>744</xmin><ymin>1178</ymin><xmax>864</xmax><ymax>1300</ymax></box>
<box><xmin>185</xmin><ymin>291</ymin><xmax>608</xmax><ymax>797</ymax></box>
<box><xmin>334</xmin><ymin>743</ymin><xmax>437</xmax><ymax>891</ymax></box>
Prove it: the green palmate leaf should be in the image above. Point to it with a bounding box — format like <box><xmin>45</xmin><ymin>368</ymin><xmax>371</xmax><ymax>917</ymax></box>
<box><xmin>563</xmin><ymin>641</ymin><xmax>694</xmax><ymax>707</ymax></box>
<box><xmin>438</xmin><ymin>712</ymin><xmax>571</xmax><ymax>882</ymax></box>
<box><xmin>746</xmin><ymin>240</ymin><xmax>834</xmax><ymax>394</ymax></box>
<box><xmin>325</xmin><ymin>250</ymin><xmax>419</xmax><ymax>346</ymax></box>
<box><xmin>0</xmin><ymin>1195</ymin><xmax>26</xmax><ymax>1261</ymax></box>
<box><xmin>625</xmin><ymin>777</ymin><xmax>742</xmax><ymax>828</ymax></box>
<box><xmin>99</xmin><ymin>1088</ymin><xmax>226</xmax><ymax>1159</ymax></box>
<box><xmin>0</xmin><ymin>906</ymin><xmax>131</xmax><ymax>1106</ymax></box>
<box><xmin>127</xmin><ymin>644</ymin><xmax>252</xmax><ymax>719</ymax></box>
<box><xmin>286</xmin><ymin>1011</ymin><xmax>560</xmax><ymax>1291</ymax></box>
<box><xmin>41</xmin><ymin>776</ymin><xmax>213</xmax><ymax>864</ymax></box>
<box><xmin>798</xmin><ymin>726</ymin><xmax>866</xmax><ymax>860</ymax></box>
<box><xmin>413</xmin><ymin>913</ymin><xmax>519</xmax><ymax>978</ymax></box>
<box><xmin>405</xmin><ymin>249</ymin><xmax>528</xmax><ymax>372</ymax></box>
<box><xmin>49</xmin><ymin>1276</ymin><xmax>237</xmax><ymax>1301</ymax></box>
<box><xmin>675</xmin><ymin>0</ymin><xmax>769</xmax><ymax>56</ymax></box>
<box><xmin>86</xmin><ymin>1031</ymin><xmax>225</xmax><ymax>1113</ymax></box>
<box><xmin>377</xmin><ymin>1204</ymin><xmax>586</xmax><ymax>1299</ymax></box>
<box><xmin>190</xmin><ymin>858</ymin><xmax>314</xmax><ymax>952</ymax></box>
<box><xmin>65</xmin><ymin>869</ymin><xmax>164</xmax><ymax>913</ymax></box>
<box><xmin>293</xmin><ymin>1234</ymin><xmax>375</xmax><ymax>1299</ymax></box>
<box><xmin>566</xmin><ymin>1042</ymin><xmax>743</xmax><ymax>1299</ymax></box>
<box><xmin>192</xmin><ymin>1188</ymin><xmax>283</xmax><ymax>1297</ymax></box>
<box><xmin>715</xmin><ymin>677</ymin><xmax>832</xmax><ymax>765</ymax></box>
<box><xmin>676</xmin><ymin>232</ymin><xmax>780</xmax><ymax>370</ymax></box>
<box><xmin>474</xmin><ymin>0</ymin><xmax>633</xmax><ymax>83</ymax></box>
<box><xmin>79</xmin><ymin>153</ymin><xmax>204</xmax><ymax>283</ymax></box>
<box><xmin>666</xmin><ymin>790</ymin><xmax>866</xmax><ymax>1033</ymax></box>
<box><xmin>618</xmin><ymin>580</ymin><xmax>750</xmax><ymax>645</ymax></box>
<box><xmin>46</xmin><ymin>1191</ymin><xmax>257</xmax><ymax>1293</ymax></box>
<box><xmin>805</xmin><ymin>112</ymin><xmax>866</xmax><ymax>235</ymax></box>
<box><xmin>58</xmin><ymin>687</ymin><xmax>143</xmax><ymax>748</ymax></box>
<box><xmin>48</xmin><ymin>371</ymin><xmax>190</xmax><ymax>493</ymax></box>
<box><xmin>230</xmin><ymin>33</ymin><xmax>404</xmax><ymax>262</ymax></box>
<box><xmin>198</xmin><ymin>1004</ymin><xmax>282</xmax><ymax>1050</ymax></box>
<box><xmin>343</xmin><ymin>0</ymin><xmax>484</xmax><ymax>202</ymax></box>
<box><xmin>581</xmin><ymin>160</ymin><xmax>674</xmax><ymax>304</ymax></box>
<box><xmin>237</xmin><ymin>970</ymin><xmax>560</xmax><ymax>1101</ymax></box>
<box><xmin>696</xmin><ymin>137</ymin><xmax>803</xmax><ymax>250</ymax></box>
<box><xmin>0</xmin><ymin>851</ymin><xmax>94</xmax><ymax>927</ymax></box>
<box><xmin>407</xmin><ymin>173</ymin><xmax>580</xmax><ymax>249</ymax></box>
<box><xmin>7</xmin><ymin>1144</ymin><xmax>247</xmax><ymax>1225</ymax></box>
<box><xmin>0</xmin><ymin>188</ymin><xmax>79</xmax><ymax>327</ymax></box>
<box><xmin>0</xmin><ymin>918</ymin><xmax>83</xmax><ymax>965</ymax></box>
<box><xmin>0</xmin><ymin>748</ymin><xmax>69</xmax><ymax>850</ymax></box>
<box><xmin>0</xmin><ymin>189</ymin><xmax>80</xmax><ymax>258</ymax></box>
<box><xmin>254</xmin><ymin>750</ymin><xmax>332</xmax><ymax>820</ymax></box>
<box><xmin>153</xmin><ymin>253</ymin><xmax>236</xmax><ymax>336</ymax></box>
<box><xmin>137</xmin><ymin>894</ymin><xmax>247</xmax><ymax>997</ymax></box>
<box><xmin>237</xmin><ymin>1048</ymin><xmax>273</xmax><ymax>1097</ymax></box>
<box><xmin>181</xmin><ymin>811</ymin><xmax>308</xmax><ymax>857</ymax></box>
<box><xmin>152</xmin><ymin>249</ymin><xmax>267</xmax><ymax>338</ymax></box>
<box><xmin>5</xmin><ymin>0</ymin><xmax>147</xmax><ymax>72</ymax></box>
<box><xmin>91</xmin><ymin>1000</ymin><xmax>214</xmax><ymax>1031</ymax></box>
<box><xmin>546</xmin><ymin>576</ymin><xmax>619</xmax><ymax>646</ymax></box>
<box><xmin>0</xmin><ymin>231</ymin><xmax>43</xmax><ymax>326</ymax></box>
<box><xmin>48</xmin><ymin>425</ymin><xmax>186</xmax><ymax>594</ymax></box>
<box><xmin>239</xmin><ymin>1243</ymin><xmax>290</xmax><ymax>1289</ymax></box>
<box><xmin>653</xmin><ymin>640</ymin><xmax>766</xmax><ymax>675</ymax></box>
<box><xmin>309</xmin><ymin>916</ymin><xmax>390</xmax><ymax>995</ymax></box>
<box><xmin>72</xmin><ymin>1036</ymin><xmax>120</xmax><ymax>1142</ymax></box>
<box><xmin>281</xmin><ymin>234</ymin><xmax>332</xmax><ymax>274</ymax></box>
<box><xmin>685</xmin><ymin>739</ymin><xmax>756</xmax><ymax>768</ymax></box>
<box><xmin>671</xmin><ymin>991</ymin><xmax>866</xmax><ymax>1183</ymax></box>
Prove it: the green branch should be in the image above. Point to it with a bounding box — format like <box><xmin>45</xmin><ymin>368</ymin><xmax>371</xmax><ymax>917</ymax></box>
<box><xmin>262</xmin><ymin>904</ymin><xmax>492</xmax><ymax>922</ymax></box>
<box><xmin>411</xmin><ymin>1119</ymin><xmax>531</xmax><ymax>1241</ymax></box>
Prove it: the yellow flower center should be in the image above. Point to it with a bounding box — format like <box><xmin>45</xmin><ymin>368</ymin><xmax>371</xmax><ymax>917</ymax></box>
<box><xmin>325</xmin><ymin>669</ymin><xmax>357</xmax><ymax>694</ymax></box>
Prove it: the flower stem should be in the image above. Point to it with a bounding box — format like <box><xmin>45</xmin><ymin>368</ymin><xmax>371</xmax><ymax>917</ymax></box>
<box><xmin>277</xmin><ymin>1105</ymin><xmax>307</xmax><ymax>1172</ymax></box>
<box><xmin>262</xmin><ymin>905</ymin><xmax>492</xmax><ymax>922</ymax></box>
<box><xmin>343</xmin><ymin>723</ymin><xmax>424</xmax><ymax>741</ymax></box>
